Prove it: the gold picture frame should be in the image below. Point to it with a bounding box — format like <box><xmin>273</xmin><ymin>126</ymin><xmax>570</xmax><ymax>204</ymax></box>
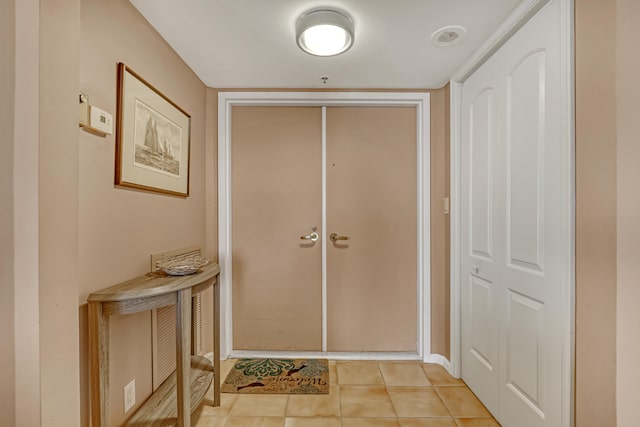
<box><xmin>115</xmin><ymin>62</ymin><xmax>191</xmax><ymax>197</ymax></box>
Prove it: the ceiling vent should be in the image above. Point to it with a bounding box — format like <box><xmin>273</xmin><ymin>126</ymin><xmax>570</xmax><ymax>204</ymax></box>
<box><xmin>430</xmin><ymin>25</ymin><xmax>467</xmax><ymax>47</ymax></box>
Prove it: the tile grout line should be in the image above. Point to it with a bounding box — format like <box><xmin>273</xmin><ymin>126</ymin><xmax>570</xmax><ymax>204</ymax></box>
<box><xmin>377</xmin><ymin>360</ymin><xmax>401</xmax><ymax>423</ymax></box>
<box><xmin>334</xmin><ymin>362</ymin><xmax>343</xmax><ymax>427</ymax></box>
<box><xmin>281</xmin><ymin>393</ymin><xmax>290</xmax><ymax>427</ymax></box>
<box><xmin>335</xmin><ymin>360</ymin><xmax>345</xmax><ymax>427</ymax></box>
<box><xmin>433</xmin><ymin>385</ymin><xmax>457</xmax><ymax>421</ymax></box>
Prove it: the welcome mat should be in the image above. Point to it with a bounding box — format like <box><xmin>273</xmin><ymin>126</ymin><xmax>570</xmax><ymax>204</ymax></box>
<box><xmin>221</xmin><ymin>358</ymin><xmax>329</xmax><ymax>394</ymax></box>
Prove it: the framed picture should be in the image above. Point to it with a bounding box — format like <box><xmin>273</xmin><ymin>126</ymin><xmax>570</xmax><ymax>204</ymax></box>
<box><xmin>115</xmin><ymin>62</ymin><xmax>191</xmax><ymax>197</ymax></box>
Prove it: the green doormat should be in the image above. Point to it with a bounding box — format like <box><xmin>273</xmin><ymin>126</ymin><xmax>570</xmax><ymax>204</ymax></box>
<box><xmin>221</xmin><ymin>358</ymin><xmax>329</xmax><ymax>394</ymax></box>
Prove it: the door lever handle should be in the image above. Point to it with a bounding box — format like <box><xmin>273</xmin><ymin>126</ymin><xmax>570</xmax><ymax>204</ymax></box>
<box><xmin>300</xmin><ymin>227</ymin><xmax>319</xmax><ymax>242</ymax></box>
<box><xmin>329</xmin><ymin>233</ymin><xmax>349</xmax><ymax>242</ymax></box>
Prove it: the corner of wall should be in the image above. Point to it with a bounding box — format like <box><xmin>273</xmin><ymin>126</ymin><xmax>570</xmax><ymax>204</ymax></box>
<box><xmin>0</xmin><ymin>0</ymin><xmax>17</xmax><ymax>424</ymax></box>
<box><xmin>575</xmin><ymin>0</ymin><xmax>618</xmax><ymax>425</ymax></box>
<box><xmin>39</xmin><ymin>0</ymin><xmax>82</xmax><ymax>425</ymax></box>
<box><xmin>205</xmin><ymin>87</ymin><xmax>219</xmax><ymax>263</ymax></box>
<box><xmin>13</xmin><ymin>0</ymin><xmax>42</xmax><ymax>425</ymax></box>
<box><xmin>615</xmin><ymin>0</ymin><xmax>640</xmax><ymax>425</ymax></box>
<box><xmin>429</xmin><ymin>87</ymin><xmax>451</xmax><ymax>359</ymax></box>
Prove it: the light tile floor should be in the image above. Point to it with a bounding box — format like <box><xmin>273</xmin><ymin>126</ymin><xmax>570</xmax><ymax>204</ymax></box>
<box><xmin>193</xmin><ymin>360</ymin><xmax>501</xmax><ymax>427</ymax></box>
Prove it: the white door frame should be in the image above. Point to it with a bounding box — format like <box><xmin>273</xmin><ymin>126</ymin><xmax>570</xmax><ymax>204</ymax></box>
<box><xmin>449</xmin><ymin>0</ymin><xmax>574</xmax><ymax>426</ymax></box>
<box><xmin>218</xmin><ymin>91</ymin><xmax>432</xmax><ymax>361</ymax></box>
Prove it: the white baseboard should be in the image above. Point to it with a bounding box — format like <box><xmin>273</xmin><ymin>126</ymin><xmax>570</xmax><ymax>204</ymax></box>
<box><xmin>424</xmin><ymin>353</ymin><xmax>457</xmax><ymax>378</ymax></box>
<box><xmin>228</xmin><ymin>350</ymin><xmax>421</xmax><ymax>361</ymax></box>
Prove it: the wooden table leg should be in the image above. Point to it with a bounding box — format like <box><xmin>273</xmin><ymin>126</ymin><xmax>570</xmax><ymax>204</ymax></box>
<box><xmin>191</xmin><ymin>296</ymin><xmax>198</xmax><ymax>356</ymax></box>
<box><xmin>88</xmin><ymin>301</ymin><xmax>109</xmax><ymax>427</ymax></box>
<box><xmin>213</xmin><ymin>277</ymin><xmax>221</xmax><ymax>406</ymax></box>
<box><xmin>176</xmin><ymin>288</ymin><xmax>192</xmax><ymax>427</ymax></box>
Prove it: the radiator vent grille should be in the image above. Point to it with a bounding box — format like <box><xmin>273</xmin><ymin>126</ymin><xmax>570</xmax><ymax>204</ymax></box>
<box><xmin>150</xmin><ymin>246</ymin><xmax>204</xmax><ymax>391</ymax></box>
<box><xmin>193</xmin><ymin>292</ymin><xmax>203</xmax><ymax>353</ymax></box>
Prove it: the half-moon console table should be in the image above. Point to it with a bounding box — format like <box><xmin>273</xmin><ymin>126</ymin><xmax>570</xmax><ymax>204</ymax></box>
<box><xmin>87</xmin><ymin>263</ymin><xmax>221</xmax><ymax>427</ymax></box>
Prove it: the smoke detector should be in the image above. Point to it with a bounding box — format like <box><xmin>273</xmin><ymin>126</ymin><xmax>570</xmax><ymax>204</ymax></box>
<box><xmin>430</xmin><ymin>25</ymin><xmax>467</xmax><ymax>47</ymax></box>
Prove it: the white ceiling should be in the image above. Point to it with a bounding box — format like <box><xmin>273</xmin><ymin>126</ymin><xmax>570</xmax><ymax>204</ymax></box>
<box><xmin>129</xmin><ymin>0</ymin><xmax>522</xmax><ymax>89</ymax></box>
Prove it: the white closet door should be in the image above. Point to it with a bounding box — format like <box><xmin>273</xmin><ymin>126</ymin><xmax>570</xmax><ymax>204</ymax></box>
<box><xmin>460</xmin><ymin>69</ymin><xmax>502</xmax><ymax>415</ymax></box>
<box><xmin>460</xmin><ymin>1</ymin><xmax>567</xmax><ymax>426</ymax></box>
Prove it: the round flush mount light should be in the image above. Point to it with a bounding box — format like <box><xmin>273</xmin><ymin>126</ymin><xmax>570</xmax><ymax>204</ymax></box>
<box><xmin>430</xmin><ymin>25</ymin><xmax>467</xmax><ymax>47</ymax></box>
<box><xmin>296</xmin><ymin>8</ymin><xmax>355</xmax><ymax>56</ymax></box>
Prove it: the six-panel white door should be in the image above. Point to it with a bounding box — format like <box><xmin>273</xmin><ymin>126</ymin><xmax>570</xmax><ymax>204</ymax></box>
<box><xmin>461</xmin><ymin>1</ymin><xmax>565</xmax><ymax>426</ymax></box>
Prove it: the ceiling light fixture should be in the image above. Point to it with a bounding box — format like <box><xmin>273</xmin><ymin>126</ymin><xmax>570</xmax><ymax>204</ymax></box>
<box><xmin>296</xmin><ymin>8</ymin><xmax>354</xmax><ymax>57</ymax></box>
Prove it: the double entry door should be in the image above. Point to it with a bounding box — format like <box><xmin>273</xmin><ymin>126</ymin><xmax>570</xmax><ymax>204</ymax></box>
<box><xmin>231</xmin><ymin>105</ymin><xmax>418</xmax><ymax>353</ymax></box>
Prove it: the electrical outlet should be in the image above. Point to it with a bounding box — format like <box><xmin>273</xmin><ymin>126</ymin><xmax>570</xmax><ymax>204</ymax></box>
<box><xmin>124</xmin><ymin>379</ymin><xmax>135</xmax><ymax>413</ymax></box>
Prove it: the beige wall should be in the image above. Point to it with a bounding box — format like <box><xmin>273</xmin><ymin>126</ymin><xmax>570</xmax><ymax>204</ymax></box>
<box><xmin>6</xmin><ymin>0</ymin><xmax>214</xmax><ymax>426</ymax></box>
<box><xmin>204</xmin><ymin>88</ymin><xmax>220</xmax><ymax>354</ymax></box>
<box><xmin>443</xmin><ymin>84</ymin><xmax>451</xmax><ymax>358</ymax></box>
<box><xmin>575</xmin><ymin>0</ymin><xmax>618</xmax><ymax>425</ymax></box>
<box><xmin>39</xmin><ymin>1</ymin><xmax>82</xmax><ymax>426</ymax></box>
<box><xmin>616</xmin><ymin>0</ymin><xmax>640</xmax><ymax>425</ymax></box>
<box><xmin>205</xmin><ymin>88</ymin><xmax>220</xmax><ymax>265</ymax></box>
<box><xmin>14</xmin><ymin>0</ymin><xmax>41</xmax><ymax>425</ymax></box>
<box><xmin>76</xmin><ymin>0</ymin><xmax>210</xmax><ymax>425</ymax></box>
<box><xmin>5</xmin><ymin>2</ymin><xmax>42</xmax><ymax>426</ymax></box>
<box><xmin>575</xmin><ymin>2</ymin><xmax>640</xmax><ymax>425</ymax></box>
<box><xmin>0</xmin><ymin>0</ymin><xmax>17</xmax><ymax>424</ymax></box>
<box><xmin>430</xmin><ymin>85</ymin><xmax>451</xmax><ymax>358</ymax></box>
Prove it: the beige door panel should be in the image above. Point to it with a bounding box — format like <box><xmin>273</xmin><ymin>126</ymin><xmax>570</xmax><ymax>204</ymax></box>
<box><xmin>326</xmin><ymin>106</ymin><xmax>418</xmax><ymax>352</ymax></box>
<box><xmin>231</xmin><ymin>106</ymin><xmax>323</xmax><ymax>351</ymax></box>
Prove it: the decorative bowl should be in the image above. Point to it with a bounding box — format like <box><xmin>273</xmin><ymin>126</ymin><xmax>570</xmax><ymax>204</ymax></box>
<box><xmin>157</xmin><ymin>256</ymin><xmax>209</xmax><ymax>276</ymax></box>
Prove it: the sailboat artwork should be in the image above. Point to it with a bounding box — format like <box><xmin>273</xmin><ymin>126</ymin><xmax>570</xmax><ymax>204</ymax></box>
<box><xmin>133</xmin><ymin>98</ymin><xmax>181</xmax><ymax>177</ymax></box>
<box><xmin>116</xmin><ymin>63</ymin><xmax>190</xmax><ymax>196</ymax></box>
